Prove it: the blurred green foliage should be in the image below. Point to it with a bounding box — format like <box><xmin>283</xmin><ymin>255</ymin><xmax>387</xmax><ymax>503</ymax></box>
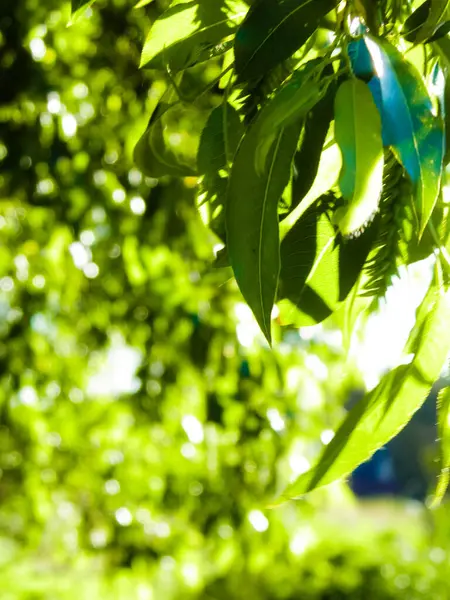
<box><xmin>1</xmin><ymin>0</ymin><xmax>450</xmax><ymax>598</ymax></box>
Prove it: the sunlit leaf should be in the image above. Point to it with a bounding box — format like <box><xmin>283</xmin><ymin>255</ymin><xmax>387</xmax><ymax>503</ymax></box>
<box><xmin>365</xmin><ymin>36</ymin><xmax>444</xmax><ymax>236</ymax></box>
<box><xmin>140</xmin><ymin>0</ymin><xmax>248</xmax><ymax>70</ymax></box>
<box><xmin>134</xmin><ymin>0</ymin><xmax>155</xmax><ymax>8</ymax></box>
<box><xmin>276</xmin><ymin>284</ymin><xmax>450</xmax><ymax>502</ymax></box>
<box><xmin>226</xmin><ymin>117</ymin><xmax>302</xmax><ymax>343</ymax></box>
<box><xmin>234</xmin><ymin>0</ymin><xmax>337</xmax><ymax>83</ymax></box>
<box><xmin>333</xmin><ymin>78</ymin><xmax>384</xmax><ymax>237</ymax></box>
<box><xmin>433</xmin><ymin>385</ymin><xmax>450</xmax><ymax>506</ymax></box>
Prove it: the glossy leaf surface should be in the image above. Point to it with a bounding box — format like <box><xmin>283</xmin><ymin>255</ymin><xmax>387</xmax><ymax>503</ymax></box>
<box><xmin>365</xmin><ymin>36</ymin><xmax>444</xmax><ymax>236</ymax></box>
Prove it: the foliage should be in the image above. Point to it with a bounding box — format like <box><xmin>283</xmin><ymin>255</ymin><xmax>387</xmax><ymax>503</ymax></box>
<box><xmin>133</xmin><ymin>0</ymin><xmax>450</xmax><ymax>501</ymax></box>
<box><xmin>2</xmin><ymin>0</ymin><xmax>450</xmax><ymax>597</ymax></box>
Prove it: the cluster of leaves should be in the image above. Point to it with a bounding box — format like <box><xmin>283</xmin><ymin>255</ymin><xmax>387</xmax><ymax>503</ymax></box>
<box><xmin>129</xmin><ymin>0</ymin><xmax>450</xmax><ymax>501</ymax></box>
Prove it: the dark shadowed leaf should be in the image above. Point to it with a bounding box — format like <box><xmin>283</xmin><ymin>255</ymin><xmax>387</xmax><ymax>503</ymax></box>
<box><xmin>289</xmin><ymin>65</ymin><xmax>335</xmax><ymax>215</ymax></box>
<box><xmin>278</xmin><ymin>199</ymin><xmax>375</xmax><ymax>326</ymax></box>
<box><xmin>276</xmin><ymin>284</ymin><xmax>450</xmax><ymax>502</ymax></box>
<box><xmin>234</xmin><ymin>0</ymin><xmax>336</xmax><ymax>83</ymax></box>
<box><xmin>403</xmin><ymin>0</ymin><xmax>450</xmax><ymax>44</ymax></box>
<box><xmin>197</xmin><ymin>102</ymin><xmax>243</xmax><ymax>175</ymax></box>
<box><xmin>140</xmin><ymin>0</ymin><xmax>248</xmax><ymax>70</ymax></box>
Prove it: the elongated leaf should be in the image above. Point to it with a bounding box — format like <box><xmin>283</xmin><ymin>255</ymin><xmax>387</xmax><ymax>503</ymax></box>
<box><xmin>254</xmin><ymin>71</ymin><xmax>331</xmax><ymax>175</ymax></box>
<box><xmin>365</xmin><ymin>36</ymin><xmax>444</xmax><ymax>236</ymax></box>
<box><xmin>197</xmin><ymin>102</ymin><xmax>243</xmax><ymax>175</ymax></box>
<box><xmin>140</xmin><ymin>0</ymin><xmax>247</xmax><ymax>70</ymax></box>
<box><xmin>134</xmin><ymin>103</ymin><xmax>207</xmax><ymax>177</ymax></box>
<box><xmin>226</xmin><ymin>118</ymin><xmax>302</xmax><ymax>343</ymax></box>
<box><xmin>290</xmin><ymin>67</ymin><xmax>335</xmax><ymax>215</ymax></box>
<box><xmin>134</xmin><ymin>0</ymin><xmax>155</xmax><ymax>7</ymax></box>
<box><xmin>278</xmin><ymin>199</ymin><xmax>375</xmax><ymax>326</ymax></box>
<box><xmin>433</xmin><ymin>385</ymin><xmax>450</xmax><ymax>506</ymax></box>
<box><xmin>333</xmin><ymin>78</ymin><xmax>384</xmax><ymax>237</ymax></box>
<box><xmin>234</xmin><ymin>0</ymin><xmax>336</xmax><ymax>83</ymax></box>
<box><xmin>276</xmin><ymin>284</ymin><xmax>450</xmax><ymax>502</ymax></box>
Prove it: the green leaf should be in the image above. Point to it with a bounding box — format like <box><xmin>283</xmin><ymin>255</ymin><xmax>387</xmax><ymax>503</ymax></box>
<box><xmin>134</xmin><ymin>0</ymin><xmax>155</xmax><ymax>8</ymax></box>
<box><xmin>197</xmin><ymin>102</ymin><xmax>243</xmax><ymax>175</ymax></box>
<box><xmin>333</xmin><ymin>78</ymin><xmax>384</xmax><ymax>237</ymax></box>
<box><xmin>278</xmin><ymin>199</ymin><xmax>375</xmax><ymax>326</ymax></box>
<box><xmin>140</xmin><ymin>0</ymin><xmax>248</xmax><ymax>70</ymax></box>
<box><xmin>226</xmin><ymin>117</ymin><xmax>303</xmax><ymax>343</ymax></box>
<box><xmin>365</xmin><ymin>36</ymin><xmax>444</xmax><ymax>237</ymax></box>
<box><xmin>134</xmin><ymin>103</ymin><xmax>207</xmax><ymax>177</ymax></box>
<box><xmin>276</xmin><ymin>284</ymin><xmax>450</xmax><ymax>502</ymax></box>
<box><xmin>290</xmin><ymin>66</ymin><xmax>335</xmax><ymax>215</ymax></box>
<box><xmin>69</xmin><ymin>0</ymin><xmax>96</xmax><ymax>23</ymax></box>
<box><xmin>403</xmin><ymin>0</ymin><xmax>450</xmax><ymax>44</ymax></box>
<box><xmin>433</xmin><ymin>385</ymin><xmax>450</xmax><ymax>506</ymax></box>
<box><xmin>255</xmin><ymin>62</ymin><xmax>333</xmax><ymax>176</ymax></box>
<box><xmin>234</xmin><ymin>0</ymin><xmax>337</xmax><ymax>83</ymax></box>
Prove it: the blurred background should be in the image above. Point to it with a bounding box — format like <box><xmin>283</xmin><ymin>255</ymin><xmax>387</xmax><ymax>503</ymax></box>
<box><xmin>1</xmin><ymin>0</ymin><xmax>450</xmax><ymax>598</ymax></box>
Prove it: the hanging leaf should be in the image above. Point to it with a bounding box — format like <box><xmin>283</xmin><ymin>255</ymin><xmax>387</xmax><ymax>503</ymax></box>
<box><xmin>275</xmin><ymin>283</ymin><xmax>450</xmax><ymax>502</ymax></box>
<box><xmin>140</xmin><ymin>0</ymin><xmax>248</xmax><ymax>70</ymax></box>
<box><xmin>365</xmin><ymin>36</ymin><xmax>444</xmax><ymax>236</ymax></box>
<box><xmin>333</xmin><ymin>78</ymin><xmax>384</xmax><ymax>237</ymax></box>
<box><xmin>134</xmin><ymin>103</ymin><xmax>207</xmax><ymax>177</ymax></box>
<box><xmin>432</xmin><ymin>385</ymin><xmax>450</xmax><ymax>506</ymax></box>
<box><xmin>197</xmin><ymin>102</ymin><xmax>243</xmax><ymax>175</ymax></box>
<box><xmin>278</xmin><ymin>198</ymin><xmax>375</xmax><ymax>326</ymax></box>
<box><xmin>254</xmin><ymin>64</ymin><xmax>333</xmax><ymax>175</ymax></box>
<box><xmin>226</xmin><ymin>117</ymin><xmax>303</xmax><ymax>343</ymax></box>
<box><xmin>234</xmin><ymin>0</ymin><xmax>337</xmax><ymax>84</ymax></box>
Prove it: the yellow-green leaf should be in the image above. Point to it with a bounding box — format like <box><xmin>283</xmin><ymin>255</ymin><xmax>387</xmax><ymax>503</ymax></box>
<box><xmin>333</xmin><ymin>78</ymin><xmax>384</xmax><ymax>237</ymax></box>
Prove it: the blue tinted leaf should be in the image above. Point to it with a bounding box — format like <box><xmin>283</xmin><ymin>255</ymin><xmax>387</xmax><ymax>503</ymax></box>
<box><xmin>365</xmin><ymin>36</ymin><xmax>444</xmax><ymax>235</ymax></box>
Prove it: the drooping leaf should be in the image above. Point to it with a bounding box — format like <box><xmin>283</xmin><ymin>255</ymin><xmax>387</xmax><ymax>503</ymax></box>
<box><xmin>278</xmin><ymin>198</ymin><xmax>375</xmax><ymax>326</ymax></box>
<box><xmin>365</xmin><ymin>36</ymin><xmax>444</xmax><ymax>236</ymax></box>
<box><xmin>276</xmin><ymin>283</ymin><xmax>450</xmax><ymax>502</ymax></box>
<box><xmin>333</xmin><ymin>78</ymin><xmax>384</xmax><ymax>237</ymax></box>
<box><xmin>234</xmin><ymin>0</ymin><xmax>337</xmax><ymax>84</ymax></box>
<box><xmin>254</xmin><ymin>68</ymin><xmax>332</xmax><ymax>176</ymax></box>
<box><xmin>197</xmin><ymin>102</ymin><xmax>243</xmax><ymax>175</ymax></box>
<box><xmin>226</xmin><ymin>116</ymin><xmax>303</xmax><ymax>343</ymax></box>
<box><xmin>433</xmin><ymin>385</ymin><xmax>450</xmax><ymax>506</ymax></box>
<box><xmin>140</xmin><ymin>0</ymin><xmax>248</xmax><ymax>70</ymax></box>
<box><xmin>134</xmin><ymin>103</ymin><xmax>207</xmax><ymax>177</ymax></box>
